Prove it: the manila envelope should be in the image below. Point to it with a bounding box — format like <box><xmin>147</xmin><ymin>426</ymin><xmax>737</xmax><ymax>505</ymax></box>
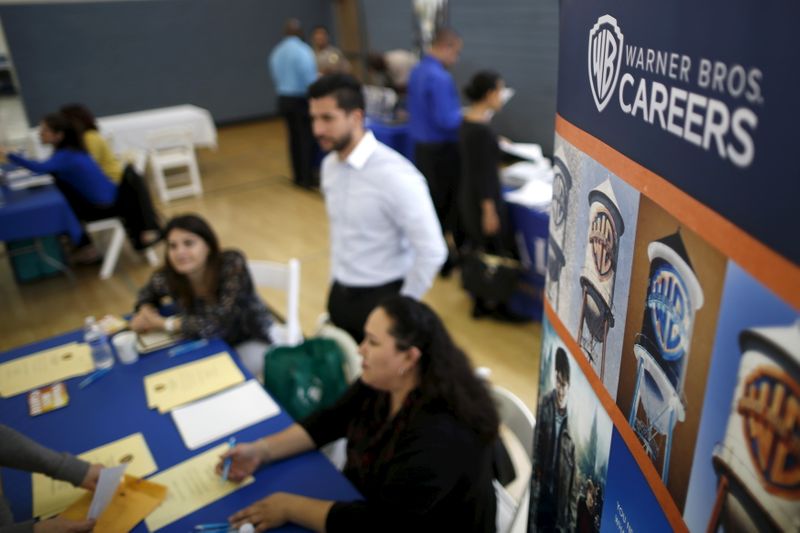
<box><xmin>61</xmin><ymin>475</ymin><xmax>167</xmax><ymax>533</ymax></box>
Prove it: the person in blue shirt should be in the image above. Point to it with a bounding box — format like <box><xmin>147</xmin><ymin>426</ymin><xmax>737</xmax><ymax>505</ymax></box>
<box><xmin>407</xmin><ymin>28</ymin><xmax>464</xmax><ymax>276</ymax></box>
<box><xmin>1</xmin><ymin>112</ymin><xmax>118</xmax><ymax>262</ymax></box>
<box><xmin>269</xmin><ymin>19</ymin><xmax>319</xmax><ymax>189</ymax></box>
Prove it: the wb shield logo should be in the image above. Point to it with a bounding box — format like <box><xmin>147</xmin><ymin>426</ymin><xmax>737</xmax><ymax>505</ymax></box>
<box><xmin>738</xmin><ymin>368</ymin><xmax>800</xmax><ymax>497</ymax></box>
<box><xmin>647</xmin><ymin>264</ymin><xmax>689</xmax><ymax>361</ymax></box>
<box><xmin>588</xmin><ymin>15</ymin><xmax>624</xmax><ymax>112</ymax></box>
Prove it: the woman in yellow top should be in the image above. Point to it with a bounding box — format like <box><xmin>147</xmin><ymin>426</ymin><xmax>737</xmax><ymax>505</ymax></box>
<box><xmin>61</xmin><ymin>103</ymin><xmax>162</xmax><ymax>249</ymax></box>
<box><xmin>60</xmin><ymin>104</ymin><xmax>123</xmax><ymax>183</ymax></box>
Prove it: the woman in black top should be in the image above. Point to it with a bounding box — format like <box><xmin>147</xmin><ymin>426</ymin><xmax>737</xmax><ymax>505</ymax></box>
<box><xmin>218</xmin><ymin>296</ymin><xmax>499</xmax><ymax>533</ymax></box>
<box><xmin>459</xmin><ymin>70</ymin><xmax>514</xmax><ymax>253</ymax></box>
<box><xmin>131</xmin><ymin>214</ymin><xmax>273</xmax><ymax>372</ymax></box>
<box><xmin>459</xmin><ymin>71</ymin><xmax>519</xmax><ymax>319</ymax></box>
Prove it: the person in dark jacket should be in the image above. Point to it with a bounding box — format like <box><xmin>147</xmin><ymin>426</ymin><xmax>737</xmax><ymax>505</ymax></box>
<box><xmin>217</xmin><ymin>296</ymin><xmax>499</xmax><ymax>533</ymax></box>
<box><xmin>533</xmin><ymin>346</ymin><xmax>576</xmax><ymax>531</ymax></box>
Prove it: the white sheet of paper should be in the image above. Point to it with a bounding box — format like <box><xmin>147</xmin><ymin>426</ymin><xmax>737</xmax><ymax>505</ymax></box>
<box><xmin>504</xmin><ymin>178</ymin><xmax>554</xmax><ymax>209</ymax></box>
<box><xmin>7</xmin><ymin>174</ymin><xmax>54</xmax><ymax>190</ymax></box>
<box><xmin>498</xmin><ymin>140</ymin><xmax>544</xmax><ymax>162</ymax></box>
<box><xmin>171</xmin><ymin>379</ymin><xmax>280</xmax><ymax>450</ymax></box>
<box><xmin>87</xmin><ymin>464</ymin><xmax>127</xmax><ymax>519</ymax></box>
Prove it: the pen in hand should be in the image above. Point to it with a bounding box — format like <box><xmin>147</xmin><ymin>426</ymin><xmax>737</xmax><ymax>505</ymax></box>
<box><xmin>221</xmin><ymin>436</ymin><xmax>236</xmax><ymax>482</ymax></box>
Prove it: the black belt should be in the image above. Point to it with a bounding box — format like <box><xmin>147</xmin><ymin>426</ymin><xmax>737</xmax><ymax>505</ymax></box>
<box><xmin>333</xmin><ymin>278</ymin><xmax>403</xmax><ymax>296</ymax></box>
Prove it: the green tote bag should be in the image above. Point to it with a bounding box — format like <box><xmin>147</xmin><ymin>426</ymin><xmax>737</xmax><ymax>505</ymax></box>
<box><xmin>262</xmin><ymin>337</ymin><xmax>349</xmax><ymax>421</ymax></box>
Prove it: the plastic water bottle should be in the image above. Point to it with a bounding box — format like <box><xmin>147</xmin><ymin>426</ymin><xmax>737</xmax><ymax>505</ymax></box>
<box><xmin>84</xmin><ymin>316</ymin><xmax>114</xmax><ymax>369</ymax></box>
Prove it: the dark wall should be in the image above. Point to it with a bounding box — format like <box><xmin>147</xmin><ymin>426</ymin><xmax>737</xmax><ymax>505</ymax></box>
<box><xmin>0</xmin><ymin>0</ymin><xmax>331</xmax><ymax>125</ymax></box>
<box><xmin>362</xmin><ymin>0</ymin><xmax>559</xmax><ymax>155</ymax></box>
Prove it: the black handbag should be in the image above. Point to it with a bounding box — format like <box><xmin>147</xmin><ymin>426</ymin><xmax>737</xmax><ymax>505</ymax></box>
<box><xmin>461</xmin><ymin>251</ymin><xmax>522</xmax><ymax>302</ymax></box>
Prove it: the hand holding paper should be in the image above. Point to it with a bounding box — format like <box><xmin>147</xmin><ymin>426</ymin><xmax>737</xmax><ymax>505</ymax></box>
<box><xmin>87</xmin><ymin>464</ymin><xmax>127</xmax><ymax>519</ymax></box>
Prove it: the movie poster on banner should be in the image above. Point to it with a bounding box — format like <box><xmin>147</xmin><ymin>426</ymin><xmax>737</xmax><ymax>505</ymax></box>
<box><xmin>546</xmin><ymin>135</ymin><xmax>639</xmax><ymax>401</ymax></box>
<box><xmin>530</xmin><ymin>317</ymin><xmax>613</xmax><ymax>532</ymax></box>
<box><xmin>683</xmin><ymin>262</ymin><xmax>799</xmax><ymax>532</ymax></box>
<box><xmin>615</xmin><ymin>195</ymin><xmax>727</xmax><ymax>510</ymax></box>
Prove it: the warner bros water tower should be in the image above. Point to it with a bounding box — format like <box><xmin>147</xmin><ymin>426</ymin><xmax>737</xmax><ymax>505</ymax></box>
<box><xmin>577</xmin><ymin>178</ymin><xmax>625</xmax><ymax>379</ymax></box>
<box><xmin>545</xmin><ymin>150</ymin><xmax>573</xmax><ymax>310</ymax></box>
<box><xmin>627</xmin><ymin>231</ymin><xmax>703</xmax><ymax>483</ymax></box>
<box><xmin>708</xmin><ymin>322</ymin><xmax>800</xmax><ymax>533</ymax></box>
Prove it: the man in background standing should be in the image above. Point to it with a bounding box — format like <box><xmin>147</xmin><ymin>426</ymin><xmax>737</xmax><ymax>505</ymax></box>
<box><xmin>269</xmin><ymin>19</ymin><xmax>318</xmax><ymax>189</ymax></box>
<box><xmin>308</xmin><ymin>74</ymin><xmax>447</xmax><ymax>343</ymax></box>
<box><xmin>407</xmin><ymin>27</ymin><xmax>464</xmax><ymax>276</ymax></box>
<box><xmin>311</xmin><ymin>25</ymin><xmax>350</xmax><ymax>75</ymax></box>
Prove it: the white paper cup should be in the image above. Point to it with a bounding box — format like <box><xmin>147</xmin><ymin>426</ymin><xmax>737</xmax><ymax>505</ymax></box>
<box><xmin>113</xmin><ymin>331</ymin><xmax>139</xmax><ymax>364</ymax></box>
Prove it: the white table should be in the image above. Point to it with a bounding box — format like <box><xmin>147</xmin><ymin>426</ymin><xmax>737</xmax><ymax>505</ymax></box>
<box><xmin>27</xmin><ymin>104</ymin><xmax>217</xmax><ymax>158</ymax></box>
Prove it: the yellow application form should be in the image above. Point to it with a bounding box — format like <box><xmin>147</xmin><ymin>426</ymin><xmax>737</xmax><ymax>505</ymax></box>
<box><xmin>32</xmin><ymin>432</ymin><xmax>158</xmax><ymax>518</ymax></box>
<box><xmin>0</xmin><ymin>342</ymin><xmax>93</xmax><ymax>397</ymax></box>
<box><xmin>144</xmin><ymin>352</ymin><xmax>245</xmax><ymax>413</ymax></box>
<box><xmin>144</xmin><ymin>443</ymin><xmax>254</xmax><ymax>531</ymax></box>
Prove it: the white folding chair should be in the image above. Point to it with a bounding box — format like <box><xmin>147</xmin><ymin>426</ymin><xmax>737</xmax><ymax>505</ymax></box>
<box><xmin>145</xmin><ymin>127</ymin><xmax>203</xmax><ymax>202</ymax></box>
<box><xmin>315</xmin><ymin>312</ymin><xmax>362</xmax><ymax>383</ymax></box>
<box><xmin>247</xmin><ymin>259</ymin><xmax>302</xmax><ymax>346</ymax></box>
<box><xmin>85</xmin><ymin>217</ymin><xmax>159</xmax><ymax>280</ymax></box>
<box><xmin>313</xmin><ymin>313</ymin><xmax>362</xmax><ymax>471</ymax></box>
<box><xmin>492</xmin><ymin>385</ymin><xmax>536</xmax><ymax>533</ymax></box>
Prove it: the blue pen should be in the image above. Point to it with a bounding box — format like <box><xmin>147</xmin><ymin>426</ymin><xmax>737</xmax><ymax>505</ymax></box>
<box><xmin>78</xmin><ymin>367</ymin><xmax>111</xmax><ymax>389</ymax></box>
<box><xmin>193</xmin><ymin>524</ymin><xmax>230</xmax><ymax>531</ymax></box>
<box><xmin>221</xmin><ymin>436</ymin><xmax>236</xmax><ymax>481</ymax></box>
<box><xmin>167</xmin><ymin>338</ymin><xmax>209</xmax><ymax>358</ymax></box>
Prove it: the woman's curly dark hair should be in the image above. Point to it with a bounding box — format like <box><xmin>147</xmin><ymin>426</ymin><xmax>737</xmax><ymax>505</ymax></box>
<box><xmin>378</xmin><ymin>295</ymin><xmax>499</xmax><ymax>442</ymax></box>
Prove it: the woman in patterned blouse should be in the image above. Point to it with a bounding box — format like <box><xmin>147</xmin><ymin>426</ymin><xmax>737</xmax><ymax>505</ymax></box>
<box><xmin>131</xmin><ymin>214</ymin><xmax>274</xmax><ymax>373</ymax></box>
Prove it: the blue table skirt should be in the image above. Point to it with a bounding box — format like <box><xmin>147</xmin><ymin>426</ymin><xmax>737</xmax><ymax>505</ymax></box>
<box><xmin>366</xmin><ymin>118</ymin><xmax>415</xmax><ymax>162</ymax></box>
<box><xmin>507</xmin><ymin>201</ymin><xmax>550</xmax><ymax>321</ymax></box>
<box><xmin>0</xmin><ymin>332</ymin><xmax>361</xmax><ymax>532</ymax></box>
<box><xmin>0</xmin><ymin>185</ymin><xmax>83</xmax><ymax>243</ymax></box>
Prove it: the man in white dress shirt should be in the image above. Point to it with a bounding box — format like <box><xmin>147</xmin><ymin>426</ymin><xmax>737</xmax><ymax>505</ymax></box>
<box><xmin>308</xmin><ymin>74</ymin><xmax>447</xmax><ymax>342</ymax></box>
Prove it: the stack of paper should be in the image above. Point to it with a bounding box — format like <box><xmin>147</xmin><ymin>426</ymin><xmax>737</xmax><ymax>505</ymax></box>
<box><xmin>33</xmin><ymin>433</ymin><xmax>158</xmax><ymax>519</ymax></box>
<box><xmin>144</xmin><ymin>352</ymin><xmax>245</xmax><ymax>413</ymax></box>
<box><xmin>499</xmin><ymin>140</ymin><xmax>544</xmax><ymax>162</ymax></box>
<box><xmin>504</xmin><ymin>178</ymin><xmax>554</xmax><ymax>210</ymax></box>
<box><xmin>7</xmin><ymin>174</ymin><xmax>54</xmax><ymax>190</ymax></box>
<box><xmin>500</xmin><ymin>160</ymin><xmax>554</xmax><ymax>189</ymax></box>
<box><xmin>0</xmin><ymin>343</ymin><xmax>94</xmax><ymax>397</ymax></box>
<box><xmin>172</xmin><ymin>380</ymin><xmax>280</xmax><ymax>450</ymax></box>
<box><xmin>145</xmin><ymin>444</ymin><xmax>255</xmax><ymax>532</ymax></box>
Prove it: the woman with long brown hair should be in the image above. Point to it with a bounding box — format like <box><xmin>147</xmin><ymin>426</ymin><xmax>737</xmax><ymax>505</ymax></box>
<box><xmin>131</xmin><ymin>214</ymin><xmax>273</xmax><ymax>371</ymax></box>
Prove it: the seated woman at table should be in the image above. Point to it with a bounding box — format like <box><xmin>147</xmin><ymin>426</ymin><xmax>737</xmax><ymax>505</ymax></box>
<box><xmin>130</xmin><ymin>214</ymin><xmax>274</xmax><ymax>375</ymax></box>
<box><xmin>217</xmin><ymin>296</ymin><xmax>499</xmax><ymax>533</ymax></box>
<box><xmin>0</xmin><ymin>113</ymin><xmax>117</xmax><ymax>261</ymax></box>
<box><xmin>0</xmin><ymin>424</ymin><xmax>102</xmax><ymax>533</ymax></box>
<box><xmin>459</xmin><ymin>71</ymin><xmax>520</xmax><ymax>320</ymax></box>
<box><xmin>61</xmin><ymin>103</ymin><xmax>162</xmax><ymax>249</ymax></box>
<box><xmin>60</xmin><ymin>103</ymin><xmax>123</xmax><ymax>184</ymax></box>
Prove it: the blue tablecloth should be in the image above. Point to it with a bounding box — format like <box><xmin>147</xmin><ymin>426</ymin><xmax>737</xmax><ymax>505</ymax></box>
<box><xmin>366</xmin><ymin>118</ymin><xmax>414</xmax><ymax>162</ymax></box>
<box><xmin>0</xmin><ymin>333</ymin><xmax>361</xmax><ymax>532</ymax></box>
<box><xmin>0</xmin><ymin>184</ymin><xmax>83</xmax><ymax>244</ymax></box>
<box><xmin>507</xmin><ymin>201</ymin><xmax>550</xmax><ymax>321</ymax></box>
